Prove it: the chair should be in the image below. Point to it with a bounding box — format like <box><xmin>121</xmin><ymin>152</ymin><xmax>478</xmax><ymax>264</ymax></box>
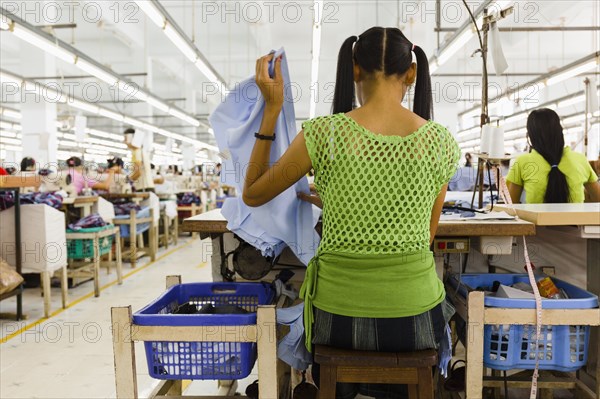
<box><xmin>314</xmin><ymin>345</ymin><xmax>437</xmax><ymax>399</ymax></box>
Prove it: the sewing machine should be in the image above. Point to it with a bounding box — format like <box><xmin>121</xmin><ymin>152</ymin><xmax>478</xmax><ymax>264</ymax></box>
<box><xmin>111</xmin><ymin>177</ymin><xmax>132</xmax><ymax>194</ymax></box>
<box><xmin>40</xmin><ymin>171</ymin><xmax>77</xmax><ymax>198</ymax></box>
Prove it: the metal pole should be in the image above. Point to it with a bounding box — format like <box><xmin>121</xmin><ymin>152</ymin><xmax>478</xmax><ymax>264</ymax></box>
<box><xmin>584</xmin><ymin>77</ymin><xmax>590</xmax><ymax>156</ymax></box>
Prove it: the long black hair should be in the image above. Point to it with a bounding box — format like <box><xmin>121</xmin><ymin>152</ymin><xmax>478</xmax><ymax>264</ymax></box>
<box><xmin>526</xmin><ymin>108</ymin><xmax>569</xmax><ymax>203</ymax></box>
<box><xmin>332</xmin><ymin>27</ymin><xmax>433</xmax><ymax>120</ymax></box>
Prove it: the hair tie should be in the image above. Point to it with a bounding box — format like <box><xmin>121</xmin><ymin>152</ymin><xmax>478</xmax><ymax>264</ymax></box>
<box><xmin>412</xmin><ymin>44</ymin><xmax>416</xmax><ymax>51</ymax></box>
<box><xmin>551</xmin><ymin>164</ymin><xmax>558</xmax><ymax>168</ymax></box>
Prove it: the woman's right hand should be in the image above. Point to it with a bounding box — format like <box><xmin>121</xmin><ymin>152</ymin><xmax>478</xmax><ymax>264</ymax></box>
<box><xmin>297</xmin><ymin>192</ymin><xmax>323</xmax><ymax>209</ymax></box>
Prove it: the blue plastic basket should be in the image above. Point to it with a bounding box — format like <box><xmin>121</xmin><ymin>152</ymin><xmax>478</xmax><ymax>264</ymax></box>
<box><xmin>133</xmin><ymin>282</ymin><xmax>274</xmax><ymax>380</ymax></box>
<box><xmin>447</xmin><ymin>274</ymin><xmax>598</xmax><ymax>372</ymax></box>
<box><xmin>114</xmin><ymin>206</ymin><xmax>151</xmax><ymax>238</ymax></box>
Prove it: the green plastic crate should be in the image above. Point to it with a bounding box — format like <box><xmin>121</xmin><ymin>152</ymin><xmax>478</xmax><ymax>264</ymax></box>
<box><xmin>67</xmin><ymin>225</ymin><xmax>115</xmax><ymax>260</ymax></box>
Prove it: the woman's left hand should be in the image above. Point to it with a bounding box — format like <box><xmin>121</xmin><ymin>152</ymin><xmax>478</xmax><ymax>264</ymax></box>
<box><xmin>255</xmin><ymin>53</ymin><xmax>284</xmax><ymax>110</ymax></box>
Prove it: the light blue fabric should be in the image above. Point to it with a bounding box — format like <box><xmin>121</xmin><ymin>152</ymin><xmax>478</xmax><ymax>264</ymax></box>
<box><xmin>438</xmin><ymin>324</ymin><xmax>453</xmax><ymax>378</ymax></box>
<box><xmin>209</xmin><ymin>48</ymin><xmax>321</xmax><ymax>265</ymax></box>
<box><xmin>448</xmin><ymin>166</ymin><xmax>476</xmax><ymax>191</ymax></box>
<box><xmin>276</xmin><ymin>303</ymin><xmax>312</xmax><ymax>370</ymax></box>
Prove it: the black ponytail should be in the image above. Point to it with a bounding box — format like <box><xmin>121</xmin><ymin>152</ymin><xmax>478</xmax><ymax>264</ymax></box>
<box><xmin>332</xmin><ymin>27</ymin><xmax>433</xmax><ymax>119</ymax></box>
<box><xmin>526</xmin><ymin>108</ymin><xmax>570</xmax><ymax>203</ymax></box>
<box><xmin>332</xmin><ymin>36</ymin><xmax>358</xmax><ymax>114</ymax></box>
<box><xmin>411</xmin><ymin>45</ymin><xmax>433</xmax><ymax>120</ymax></box>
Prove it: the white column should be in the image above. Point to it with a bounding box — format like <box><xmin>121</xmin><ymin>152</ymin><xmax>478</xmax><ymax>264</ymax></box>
<box><xmin>20</xmin><ymin>45</ymin><xmax>58</xmax><ymax>168</ymax></box>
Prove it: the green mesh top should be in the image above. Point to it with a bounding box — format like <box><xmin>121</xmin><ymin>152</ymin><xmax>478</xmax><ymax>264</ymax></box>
<box><xmin>299</xmin><ymin>113</ymin><xmax>461</xmax><ymax>351</ymax></box>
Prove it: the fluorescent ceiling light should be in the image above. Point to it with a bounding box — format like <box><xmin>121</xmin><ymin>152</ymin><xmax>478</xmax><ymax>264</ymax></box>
<box><xmin>98</xmin><ymin>108</ymin><xmax>125</xmax><ymax>122</ymax></box>
<box><xmin>169</xmin><ymin>108</ymin><xmax>200</xmax><ymax>127</ymax></box>
<box><xmin>194</xmin><ymin>59</ymin><xmax>222</xmax><ymax>87</ymax></box>
<box><xmin>24</xmin><ymin>81</ymin><xmax>67</xmax><ymax>103</ymax></box>
<box><xmin>0</xmin><ymin>130</ymin><xmax>18</xmax><ymax>138</ymax></box>
<box><xmin>146</xmin><ymin>96</ymin><xmax>170</xmax><ymax>113</ymax></box>
<box><xmin>0</xmin><ymin>137</ymin><xmax>21</xmax><ymax>146</ymax></box>
<box><xmin>135</xmin><ymin>0</ymin><xmax>229</xmax><ymax>95</ymax></box>
<box><xmin>12</xmin><ymin>24</ymin><xmax>75</xmax><ymax>64</ymax></box>
<box><xmin>504</xmin><ymin>113</ymin><xmax>528</xmax><ymax>124</ymax></box>
<box><xmin>1</xmin><ymin>69</ymin><xmax>218</xmax><ymax>152</ymax></box>
<box><xmin>135</xmin><ymin>1</ymin><xmax>165</xmax><ymax>28</ymax></box>
<box><xmin>0</xmin><ymin>108</ymin><xmax>21</xmax><ymax>120</ymax></box>
<box><xmin>437</xmin><ymin>28</ymin><xmax>474</xmax><ymax>66</ymax></box>
<box><xmin>0</xmin><ymin>70</ymin><xmax>21</xmax><ymax>85</ymax></box>
<box><xmin>428</xmin><ymin>61</ymin><xmax>439</xmax><ymax>75</ymax></box>
<box><xmin>547</xmin><ymin>60</ymin><xmax>598</xmax><ymax>86</ymax></box>
<box><xmin>0</xmin><ymin>15</ymin><xmax>11</xmax><ymax>30</ymax></box>
<box><xmin>563</xmin><ymin>113</ymin><xmax>588</xmax><ymax>125</ymax></box>
<box><xmin>164</xmin><ymin>23</ymin><xmax>197</xmax><ymax>62</ymax></box>
<box><xmin>76</xmin><ymin>59</ymin><xmax>118</xmax><ymax>86</ymax></box>
<box><xmin>557</xmin><ymin>95</ymin><xmax>585</xmax><ymax>109</ymax></box>
<box><xmin>69</xmin><ymin>98</ymin><xmax>100</xmax><ymax>114</ymax></box>
<box><xmin>132</xmin><ymin>89</ymin><xmax>149</xmax><ymax>102</ymax></box>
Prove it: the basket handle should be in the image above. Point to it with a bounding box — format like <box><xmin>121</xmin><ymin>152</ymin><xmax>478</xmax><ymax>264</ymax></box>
<box><xmin>211</xmin><ymin>283</ymin><xmax>239</xmax><ymax>294</ymax></box>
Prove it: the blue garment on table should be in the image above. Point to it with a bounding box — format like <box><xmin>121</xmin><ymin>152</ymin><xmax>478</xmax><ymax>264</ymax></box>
<box><xmin>448</xmin><ymin>166</ymin><xmax>477</xmax><ymax>191</ymax></box>
<box><xmin>209</xmin><ymin>48</ymin><xmax>320</xmax><ymax>265</ymax></box>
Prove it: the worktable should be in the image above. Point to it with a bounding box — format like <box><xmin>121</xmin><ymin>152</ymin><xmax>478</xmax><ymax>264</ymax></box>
<box><xmin>182</xmin><ymin>208</ymin><xmax>540</xmax><ymax>397</ymax></box>
<box><xmin>182</xmin><ymin>209</ymin><xmax>536</xmax><ymax>238</ymax></box>
<box><xmin>100</xmin><ymin>192</ymin><xmax>149</xmax><ymax>205</ymax></box>
<box><xmin>61</xmin><ymin>195</ymin><xmax>98</xmax><ymax>219</ymax></box>
<box><xmin>494</xmin><ymin>202</ymin><xmax>600</xmax><ymax>397</ymax></box>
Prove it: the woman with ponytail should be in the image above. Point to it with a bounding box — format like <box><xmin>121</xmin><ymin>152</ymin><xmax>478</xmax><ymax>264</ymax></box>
<box><xmin>244</xmin><ymin>27</ymin><xmax>459</xmax><ymax>397</ymax></box>
<box><xmin>507</xmin><ymin>108</ymin><xmax>599</xmax><ymax>204</ymax></box>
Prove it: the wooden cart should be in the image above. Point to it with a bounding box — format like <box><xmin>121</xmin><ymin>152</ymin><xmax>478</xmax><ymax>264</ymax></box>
<box><xmin>111</xmin><ymin>276</ymin><xmax>279</xmax><ymax>399</ymax></box>
<box><xmin>65</xmin><ymin>225</ymin><xmax>123</xmax><ymax>296</ymax></box>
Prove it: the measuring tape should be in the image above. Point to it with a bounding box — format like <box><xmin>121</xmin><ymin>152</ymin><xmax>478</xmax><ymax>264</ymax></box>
<box><xmin>495</xmin><ymin>166</ymin><xmax>542</xmax><ymax>399</ymax></box>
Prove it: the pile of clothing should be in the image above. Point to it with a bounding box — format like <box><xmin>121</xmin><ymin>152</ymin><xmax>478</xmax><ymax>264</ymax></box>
<box><xmin>177</xmin><ymin>192</ymin><xmax>201</xmax><ymax>206</ymax></box>
<box><xmin>67</xmin><ymin>213</ymin><xmax>107</xmax><ymax>231</ymax></box>
<box><xmin>113</xmin><ymin>202</ymin><xmax>141</xmax><ymax>216</ymax></box>
<box><xmin>0</xmin><ymin>192</ymin><xmax>64</xmax><ymax>211</ymax></box>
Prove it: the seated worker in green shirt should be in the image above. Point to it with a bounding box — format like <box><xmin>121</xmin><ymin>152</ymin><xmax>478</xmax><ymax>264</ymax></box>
<box><xmin>507</xmin><ymin>108</ymin><xmax>600</xmax><ymax>204</ymax></box>
<box><xmin>244</xmin><ymin>27</ymin><xmax>459</xmax><ymax>399</ymax></box>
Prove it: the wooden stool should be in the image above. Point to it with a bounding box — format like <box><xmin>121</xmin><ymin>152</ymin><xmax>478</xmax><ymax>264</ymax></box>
<box><xmin>314</xmin><ymin>345</ymin><xmax>437</xmax><ymax>399</ymax></box>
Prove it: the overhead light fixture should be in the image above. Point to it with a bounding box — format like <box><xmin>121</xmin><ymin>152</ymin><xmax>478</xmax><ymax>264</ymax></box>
<box><xmin>0</xmin><ymin>107</ymin><xmax>22</xmax><ymax>120</ymax></box>
<box><xmin>169</xmin><ymin>108</ymin><xmax>201</xmax><ymax>127</ymax></box>
<box><xmin>68</xmin><ymin>98</ymin><xmax>100</xmax><ymax>114</ymax></box>
<box><xmin>546</xmin><ymin>60</ymin><xmax>598</xmax><ymax>86</ymax></box>
<box><xmin>309</xmin><ymin>0</ymin><xmax>324</xmax><ymax>119</ymax></box>
<box><xmin>563</xmin><ymin>113</ymin><xmax>590</xmax><ymax>125</ymax></box>
<box><xmin>437</xmin><ymin>28</ymin><xmax>474</xmax><ymax>66</ymax></box>
<box><xmin>459</xmin><ymin>53</ymin><xmax>599</xmax><ymax>122</ymax></box>
<box><xmin>11</xmin><ymin>24</ymin><xmax>75</xmax><ymax>64</ymax></box>
<box><xmin>146</xmin><ymin>96</ymin><xmax>170</xmax><ymax>113</ymax></box>
<box><xmin>429</xmin><ymin>0</ymin><xmax>511</xmax><ymax>73</ymax></box>
<box><xmin>164</xmin><ymin>22</ymin><xmax>197</xmax><ymax>62</ymax></box>
<box><xmin>135</xmin><ymin>0</ymin><xmax>165</xmax><ymax>28</ymax></box>
<box><xmin>0</xmin><ymin>14</ymin><xmax>11</xmax><ymax>30</ymax></box>
<box><xmin>2</xmin><ymin>9</ymin><xmax>201</xmax><ymax>127</ymax></box>
<box><xmin>557</xmin><ymin>95</ymin><xmax>586</xmax><ymax>109</ymax></box>
<box><xmin>76</xmin><ymin>59</ymin><xmax>119</xmax><ymax>86</ymax></box>
<box><xmin>0</xmin><ymin>68</ymin><xmax>218</xmax><ymax>152</ymax></box>
<box><xmin>135</xmin><ymin>0</ymin><xmax>228</xmax><ymax>96</ymax></box>
<box><xmin>98</xmin><ymin>108</ymin><xmax>125</xmax><ymax>122</ymax></box>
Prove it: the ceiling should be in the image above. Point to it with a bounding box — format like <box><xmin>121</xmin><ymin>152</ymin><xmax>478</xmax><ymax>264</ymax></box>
<box><xmin>1</xmin><ymin>0</ymin><xmax>599</xmax><ymax>148</ymax></box>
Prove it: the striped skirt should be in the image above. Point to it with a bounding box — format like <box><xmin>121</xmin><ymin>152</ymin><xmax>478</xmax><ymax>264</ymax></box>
<box><xmin>311</xmin><ymin>298</ymin><xmax>455</xmax><ymax>399</ymax></box>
